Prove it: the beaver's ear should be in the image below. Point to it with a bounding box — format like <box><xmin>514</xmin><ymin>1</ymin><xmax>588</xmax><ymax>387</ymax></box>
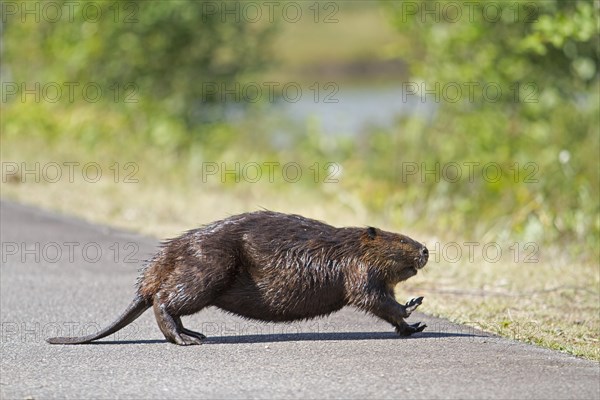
<box><xmin>366</xmin><ymin>226</ymin><xmax>377</xmax><ymax>239</ymax></box>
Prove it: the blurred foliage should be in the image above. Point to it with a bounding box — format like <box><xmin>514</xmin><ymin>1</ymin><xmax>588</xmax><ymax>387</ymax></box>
<box><xmin>2</xmin><ymin>0</ymin><xmax>277</xmax><ymax>124</ymax></box>
<box><xmin>389</xmin><ymin>0</ymin><xmax>598</xmax><ymax>97</ymax></box>
<box><xmin>358</xmin><ymin>0</ymin><xmax>600</xmax><ymax>259</ymax></box>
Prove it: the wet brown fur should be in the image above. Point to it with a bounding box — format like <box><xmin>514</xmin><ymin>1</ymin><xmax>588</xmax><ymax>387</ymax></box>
<box><xmin>47</xmin><ymin>211</ymin><xmax>428</xmax><ymax>345</ymax></box>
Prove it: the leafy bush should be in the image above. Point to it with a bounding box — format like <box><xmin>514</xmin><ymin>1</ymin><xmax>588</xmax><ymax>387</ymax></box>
<box><xmin>2</xmin><ymin>0</ymin><xmax>277</xmax><ymax>125</ymax></box>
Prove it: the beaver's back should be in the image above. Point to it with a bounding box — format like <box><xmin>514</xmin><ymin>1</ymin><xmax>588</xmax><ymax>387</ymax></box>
<box><xmin>213</xmin><ymin>211</ymin><xmax>354</xmax><ymax>320</ymax></box>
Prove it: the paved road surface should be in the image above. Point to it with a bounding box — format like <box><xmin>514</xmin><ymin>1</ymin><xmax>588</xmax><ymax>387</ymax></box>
<box><xmin>1</xmin><ymin>200</ymin><xmax>598</xmax><ymax>399</ymax></box>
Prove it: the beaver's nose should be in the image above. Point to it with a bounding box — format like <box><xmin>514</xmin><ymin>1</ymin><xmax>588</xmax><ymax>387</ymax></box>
<box><xmin>421</xmin><ymin>247</ymin><xmax>429</xmax><ymax>259</ymax></box>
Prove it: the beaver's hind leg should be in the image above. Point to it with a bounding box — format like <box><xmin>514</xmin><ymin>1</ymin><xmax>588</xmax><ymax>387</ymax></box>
<box><xmin>153</xmin><ymin>296</ymin><xmax>206</xmax><ymax>346</ymax></box>
<box><xmin>175</xmin><ymin>316</ymin><xmax>206</xmax><ymax>341</ymax></box>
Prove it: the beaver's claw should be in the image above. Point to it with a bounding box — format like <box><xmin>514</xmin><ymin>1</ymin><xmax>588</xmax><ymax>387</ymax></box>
<box><xmin>405</xmin><ymin>296</ymin><xmax>424</xmax><ymax>317</ymax></box>
<box><xmin>396</xmin><ymin>322</ymin><xmax>427</xmax><ymax>336</ymax></box>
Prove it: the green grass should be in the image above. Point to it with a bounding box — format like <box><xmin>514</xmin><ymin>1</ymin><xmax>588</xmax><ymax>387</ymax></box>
<box><xmin>403</xmin><ymin>260</ymin><xmax>599</xmax><ymax>360</ymax></box>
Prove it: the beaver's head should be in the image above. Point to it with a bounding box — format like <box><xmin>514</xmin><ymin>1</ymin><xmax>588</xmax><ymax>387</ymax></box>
<box><xmin>361</xmin><ymin>227</ymin><xmax>428</xmax><ymax>282</ymax></box>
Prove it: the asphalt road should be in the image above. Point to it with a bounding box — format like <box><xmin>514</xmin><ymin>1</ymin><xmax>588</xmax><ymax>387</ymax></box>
<box><xmin>1</xmin><ymin>200</ymin><xmax>598</xmax><ymax>399</ymax></box>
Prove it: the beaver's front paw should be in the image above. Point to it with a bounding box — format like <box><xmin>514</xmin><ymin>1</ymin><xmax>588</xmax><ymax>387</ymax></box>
<box><xmin>396</xmin><ymin>322</ymin><xmax>427</xmax><ymax>336</ymax></box>
<box><xmin>404</xmin><ymin>296</ymin><xmax>424</xmax><ymax>317</ymax></box>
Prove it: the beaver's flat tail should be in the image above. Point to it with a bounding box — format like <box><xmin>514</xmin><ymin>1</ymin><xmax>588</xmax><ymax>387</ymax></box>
<box><xmin>46</xmin><ymin>295</ymin><xmax>151</xmax><ymax>344</ymax></box>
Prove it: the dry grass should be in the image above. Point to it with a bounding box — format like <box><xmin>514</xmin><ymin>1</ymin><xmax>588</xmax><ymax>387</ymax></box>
<box><xmin>403</xmin><ymin>259</ymin><xmax>599</xmax><ymax>360</ymax></box>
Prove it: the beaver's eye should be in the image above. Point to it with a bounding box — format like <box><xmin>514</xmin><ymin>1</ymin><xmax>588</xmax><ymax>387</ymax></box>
<box><xmin>400</xmin><ymin>239</ymin><xmax>405</xmax><ymax>243</ymax></box>
<box><xmin>366</xmin><ymin>227</ymin><xmax>377</xmax><ymax>239</ymax></box>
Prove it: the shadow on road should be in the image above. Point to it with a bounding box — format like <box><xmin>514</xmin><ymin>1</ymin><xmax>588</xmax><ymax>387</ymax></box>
<box><xmin>83</xmin><ymin>330</ymin><xmax>483</xmax><ymax>345</ymax></box>
<box><xmin>205</xmin><ymin>330</ymin><xmax>483</xmax><ymax>344</ymax></box>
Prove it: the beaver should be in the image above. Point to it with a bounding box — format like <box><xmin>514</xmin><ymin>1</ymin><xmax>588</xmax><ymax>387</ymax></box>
<box><xmin>47</xmin><ymin>211</ymin><xmax>429</xmax><ymax>345</ymax></box>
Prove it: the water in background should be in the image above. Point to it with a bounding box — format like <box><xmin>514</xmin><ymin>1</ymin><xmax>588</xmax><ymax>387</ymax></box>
<box><xmin>211</xmin><ymin>83</ymin><xmax>436</xmax><ymax>138</ymax></box>
<box><xmin>277</xmin><ymin>83</ymin><xmax>435</xmax><ymax>136</ymax></box>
